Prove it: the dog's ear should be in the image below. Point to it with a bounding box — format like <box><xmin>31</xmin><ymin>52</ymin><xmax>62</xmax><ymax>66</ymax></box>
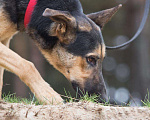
<box><xmin>87</xmin><ymin>4</ymin><xmax>122</xmax><ymax>29</ymax></box>
<box><xmin>43</xmin><ymin>8</ymin><xmax>77</xmax><ymax>44</ymax></box>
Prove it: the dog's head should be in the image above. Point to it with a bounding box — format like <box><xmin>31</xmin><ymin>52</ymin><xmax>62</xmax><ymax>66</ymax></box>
<box><xmin>41</xmin><ymin>5</ymin><xmax>121</xmax><ymax>102</ymax></box>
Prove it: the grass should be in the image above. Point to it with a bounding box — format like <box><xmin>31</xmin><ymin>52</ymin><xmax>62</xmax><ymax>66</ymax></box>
<box><xmin>2</xmin><ymin>93</ymin><xmax>40</xmax><ymax>105</ymax></box>
<box><xmin>2</xmin><ymin>89</ymin><xmax>112</xmax><ymax>106</ymax></box>
<box><xmin>63</xmin><ymin>88</ymin><xmax>111</xmax><ymax>106</ymax></box>
<box><xmin>2</xmin><ymin>90</ymin><xmax>105</xmax><ymax>105</ymax></box>
<box><xmin>63</xmin><ymin>88</ymin><xmax>102</xmax><ymax>103</ymax></box>
<box><xmin>2</xmin><ymin>92</ymin><xmax>105</xmax><ymax>105</ymax></box>
<box><xmin>141</xmin><ymin>90</ymin><xmax>150</xmax><ymax>107</ymax></box>
<box><xmin>63</xmin><ymin>89</ymin><xmax>150</xmax><ymax>107</ymax></box>
<box><xmin>2</xmin><ymin>90</ymin><xmax>150</xmax><ymax>107</ymax></box>
<box><xmin>2</xmin><ymin>90</ymin><xmax>110</xmax><ymax>106</ymax></box>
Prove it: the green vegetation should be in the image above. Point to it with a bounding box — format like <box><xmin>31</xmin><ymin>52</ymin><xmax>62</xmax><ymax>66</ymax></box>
<box><xmin>63</xmin><ymin>88</ymin><xmax>111</xmax><ymax>106</ymax></box>
<box><xmin>3</xmin><ymin>92</ymin><xmax>106</xmax><ymax>105</ymax></box>
<box><xmin>2</xmin><ymin>90</ymin><xmax>150</xmax><ymax>108</ymax></box>
<box><xmin>2</xmin><ymin>93</ymin><xmax>40</xmax><ymax>105</ymax></box>
<box><xmin>141</xmin><ymin>90</ymin><xmax>150</xmax><ymax>107</ymax></box>
<box><xmin>2</xmin><ymin>90</ymin><xmax>110</xmax><ymax>106</ymax></box>
<box><xmin>63</xmin><ymin>88</ymin><xmax>102</xmax><ymax>103</ymax></box>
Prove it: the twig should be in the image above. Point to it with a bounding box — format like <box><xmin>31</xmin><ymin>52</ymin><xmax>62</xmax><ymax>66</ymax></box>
<box><xmin>34</xmin><ymin>105</ymin><xmax>44</xmax><ymax>117</ymax></box>
<box><xmin>25</xmin><ymin>107</ymin><xmax>32</xmax><ymax>118</ymax></box>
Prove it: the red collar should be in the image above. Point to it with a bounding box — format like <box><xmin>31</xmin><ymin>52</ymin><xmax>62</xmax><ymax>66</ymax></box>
<box><xmin>24</xmin><ymin>0</ymin><xmax>37</xmax><ymax>28</ymax></box>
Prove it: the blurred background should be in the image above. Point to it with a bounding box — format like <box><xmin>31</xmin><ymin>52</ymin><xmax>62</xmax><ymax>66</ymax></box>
<box><xmin>2</xmin><ymin>0</ymin><xmax>150</xmax><ymax>106</ymax></box>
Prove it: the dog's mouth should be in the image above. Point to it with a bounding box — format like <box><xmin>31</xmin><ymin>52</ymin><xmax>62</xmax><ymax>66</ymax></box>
<box><xmin>71</xmin><ymin>81</ymin><xmax>108</xmax><ymax>103</ymax></box>
<box><xmin>71</xmin><ymin>81</ymin><xmax>87</xmax><ymax>97</ymax></box>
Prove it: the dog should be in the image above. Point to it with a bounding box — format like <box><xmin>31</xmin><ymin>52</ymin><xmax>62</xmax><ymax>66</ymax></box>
<box><xmin>0</xmin><ymin>0</ymin><xmax>121</xmax><ymax>104</ymax></box>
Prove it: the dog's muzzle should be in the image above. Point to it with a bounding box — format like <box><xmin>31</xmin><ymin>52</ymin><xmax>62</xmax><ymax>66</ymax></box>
<box><xmin>71</xmin><ymin>81</ymin><xmax>108</xmax><ymax>103</ymax></box>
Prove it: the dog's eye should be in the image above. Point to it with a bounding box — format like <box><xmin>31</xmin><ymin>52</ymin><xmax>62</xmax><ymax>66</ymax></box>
<box><xmin>86</xmin><ymin>56</ymin><xmax>97</xmax><ymax>66</ymax></box>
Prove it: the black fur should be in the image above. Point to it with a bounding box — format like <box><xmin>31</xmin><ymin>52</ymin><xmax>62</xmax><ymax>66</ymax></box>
<box><xmin>65</xmin><ymin>30</ymin><xmax>101</xmax><ymax>56</ymax></box>
<box><xmin>29</xmin><ymin>0</ymin><xmax>83</xmax><ymax>50</ymax></box>
<box><xmin>2</xmin><ymin>0</ymin><xmax>107</xmax><ymax>102</ymax></box>
<box><xmin>4</xmin><ymin>0</ymin><xmax>18</xmax><ymax>24</ymax></box>
<box><xmin>4</xmin><ymin>0</ymin><xmax>29</xmax><ymax>30</ymax></box>
<box><xmin>4</xmin><ymin>0</ymin><xmax>102</xmax><ymax>56</ymax></box>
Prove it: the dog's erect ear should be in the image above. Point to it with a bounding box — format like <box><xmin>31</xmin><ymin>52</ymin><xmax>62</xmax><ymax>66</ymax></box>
<box><xmin>87</xmin><ymin>4</ymin><xmax>122</xmax><ymax>29</ymax></box>
<box><xmin>43</xmin><ymin>8</ymin><xmax>77</xmax><ymax>44</ymax></box>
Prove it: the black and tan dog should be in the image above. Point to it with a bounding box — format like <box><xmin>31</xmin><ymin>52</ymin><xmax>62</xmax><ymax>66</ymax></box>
<box><xmin>0</xmin><ymin>0</ymin><xmax>121</xmax><ymax>104</ymax></box>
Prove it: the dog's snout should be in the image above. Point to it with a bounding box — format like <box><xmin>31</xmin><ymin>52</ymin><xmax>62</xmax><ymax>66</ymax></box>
<box><xmin>71</xmin><ymin>79</ymin><xmax>108</xmax><ymax>103</ymax></box>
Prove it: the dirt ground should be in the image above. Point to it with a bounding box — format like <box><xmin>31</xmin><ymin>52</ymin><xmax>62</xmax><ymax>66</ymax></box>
<box><xmin>0</xmin><ymin>101</ymin><xmax>150</xmax><ymax>120</ymax></box>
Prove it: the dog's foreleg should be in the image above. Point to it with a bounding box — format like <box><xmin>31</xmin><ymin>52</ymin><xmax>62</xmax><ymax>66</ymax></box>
<box><xmin>0</xmin><ymin>39</ymin><xmax>10</xmax><ymax>99</ymax></box>
<box><xmin>0</xmin><ymin>42</ymin><xmax>63</xmax><ymax>104</ymax></box>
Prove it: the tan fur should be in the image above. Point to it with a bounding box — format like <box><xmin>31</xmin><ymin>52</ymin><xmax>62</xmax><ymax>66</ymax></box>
<box><xmin>41</xmin><ymin>47</ymin><xmax>89</xmax><ymax>88</ymax></box>
<box><xmin>0</xmin><ymin>42</ymin><xmax>63</xmax><ymax>104</ymax></box>
<box><xmin>69</xmin><ymin>57</ymin><xmax>91</xmax><ymax>88</ymax></box>
<box><xmin>0</xmin><ymin>7</ymin><xmax>106</xmax><ymax>101</ymax></box>
<box><xmin>40</xmin><ymin>42</ymin><xmax>106</xmax><ymax>89</ymax></box>
<box><xmin>0</xmin><ymin>2</ymin><xmax>107</xmax><ymax>103</ymax></box>
<box><xmin>43</xmin><ymin>8</ymin><xmax>77</xmax><ymax>45</ymax></box>
<box><xmin>87</xmin><ymin>44</ymin><xmax>106</xmax><ymax>59</ymax></box>
<box><xmin>71</xmin><ymin>44</ymin><xmax>106</xmax><ymax>87</ymax></box>
<box><xmin>0</xmin><ymin>0</ymin><xmax>117</xmax><ymax>104</ymax></box>
<box><xmin>49</xmin><ymin>22</ymin><xmax>57</xmax><ymax>36</ymax></box>
<box><xmin>0</xmin><ymin>39</ymin><xmax>10</xmax><ymax>99</ymax></box>
<box><xmin>0</xmin><ymin>10</ymin><xmax>17</xmax><ymax>42</ymax></box>
<box><xmin>49</xmin><ymin>22</ymin><xmax>67</xmax><ymax>37</ymax></box>
<box><xmin>40</xmin><ymin>43</ymin><xmax>76</xmax><ymax>78</ymax></box>
<box><xmin>77</xmin><ymin>17</ymin><xmax>92</xmax><ymax>32</ymax></box>
<box><xmin>102</xmin><ymin>43</ymin><xmax>106</xmax><ymax>59</ymax></box>
<box><xmin>0</xmin><ymin>8</ymin><xmax>63</xmax><ymax>104</ymax></box>
<box><xmin>0</xmin><ymin>9</ymin><xmax>18</xmax><ymax>99</ymax></box>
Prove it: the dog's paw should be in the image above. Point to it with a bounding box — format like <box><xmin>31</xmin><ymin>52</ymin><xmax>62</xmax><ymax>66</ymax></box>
<box><xmin>31</xmin><ymin>81</ymin><xmax>63</xmax><ymax>105</ymax></box>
